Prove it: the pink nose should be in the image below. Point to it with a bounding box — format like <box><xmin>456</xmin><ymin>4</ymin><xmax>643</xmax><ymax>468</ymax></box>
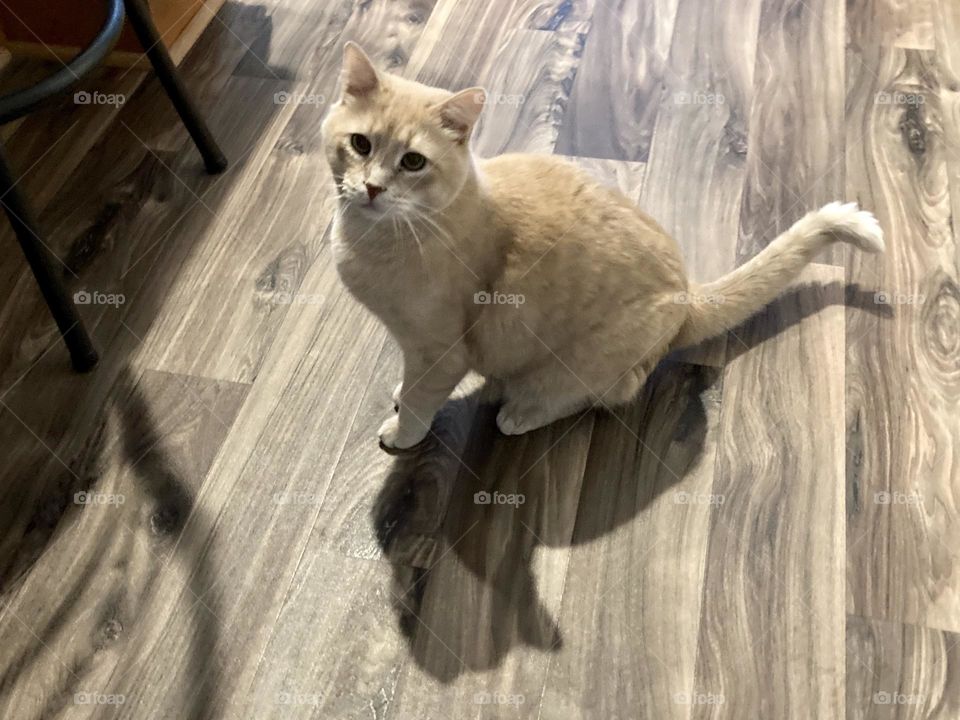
<box><xmin>365</xmin><ymin>183</ymin><xmax>385</xmax><ymax>201</ymax></box>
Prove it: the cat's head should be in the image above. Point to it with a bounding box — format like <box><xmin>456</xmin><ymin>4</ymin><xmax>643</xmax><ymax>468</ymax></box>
<box><xmin>321</xmin><ymin>43</ymin><xmax>485</xmax><ymax>218</ymax></box>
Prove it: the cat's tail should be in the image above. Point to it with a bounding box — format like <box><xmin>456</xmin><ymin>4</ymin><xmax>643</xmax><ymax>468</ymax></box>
<box><xmin>671</xmin><ymin>202</ymin><xmax>884</xmax><ymax>349</ymax></box>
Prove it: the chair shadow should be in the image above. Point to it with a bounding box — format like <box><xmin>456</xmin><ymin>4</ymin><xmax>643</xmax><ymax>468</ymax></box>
<box><xmin>112</xmin><ymin>367</ymin><xmax>221</xmax><ymax>720</ymax></box>
<box><xmin>0</xmin><ymin>4</ymin><xmax>283</xmax><ymax>715</ymax></box>
<box><xmin>372</xmin><ymin>281</ymin><xmax>891</xmax><ymax>682</ymax></box>
<box><xmin>0</xmin><ymin>366</ymin><xmax>221</xmax><ymax>720</ymax></box>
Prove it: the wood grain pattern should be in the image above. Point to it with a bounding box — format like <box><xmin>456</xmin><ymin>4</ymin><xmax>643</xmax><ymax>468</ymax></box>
<box><xmin>693</xmin><ymin>264</ymin><xmax>846</xmax><ymax>719</ymax></box>
<box><xmin>139</xmin><ymin>147</ymin><xmax>334</xmax><ymax>382</ymax></box>
<box><xmin>0</xmin><ymin>1</ymin><xmax>958</xmax><ymax>718</ymax></box>
<box><xmin>95</xmin><ymin>249</ymin><xmax>388</xmax><ymax>719</ymax></box>
<box><xmin>384</xmin><ymin>407</ymin><xmax>595</xmax><ymax>719</ymax></box>
<box><xmin>934</xmin><ymin>0</ymin><xmax>960</xmax><ymax>255</ymax></box>
<box><xmin>847</xmin><ymin>615</ymin><xmax>960</xmax><ymax>719</ymax></box>
<box><xmin>641</xmin><ymin>0</ymin><xmax>760</xmax><ymax>283</ymax></box>
<box><xmin>736</xmin><ymin>0</ymin><xmax>846</xmax><ymax>267</ymax></box>
<box><xmin>0</xmin><ymin>369</ymin><xmax>248</xmax><ymax>720</ymax></box>
<box><xmin>471</xmin><ymin>28</ymin><xmax>586</xmax><ymax>157</ymax></box>
<box><xmin>243</xmin><ymin>550</ymin><xmax>408</xmax><ymax>719</ymax></box>
<box><xmin>232</xmin><ymin>0</ymin><xmax>355</xmax><ymax>80</ymax></box>
<box><xmin>845</xmin><ymin>2</ymin><xmax>960</xmax><ymax>632</ymax></box>
<box><xmin>541</xmin><ymin>361</ymin><xmax>722</xmax><ymax>720</ymax></box>
<box><xmin>554</xmin><ymin>0</ymin><xmax>680</xmax><ymax>161</ymax></box>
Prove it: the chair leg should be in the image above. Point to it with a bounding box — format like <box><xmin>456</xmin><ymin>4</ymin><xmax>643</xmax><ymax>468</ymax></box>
<box><xmin>123</xmin><ymin>0</ymin><xmax>228</xmax><ymax>174</ymax></box>
<box><xmin>0</xmin><ymin>145</ymin><xmax>98</xmax><ymax>372</ymax></box>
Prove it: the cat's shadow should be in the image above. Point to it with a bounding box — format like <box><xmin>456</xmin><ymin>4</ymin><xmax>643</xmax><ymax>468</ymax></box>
<box><xmin>372</xmin><ymin>282</ymin><xmax>889</xmax><ymax>682</ymax></box>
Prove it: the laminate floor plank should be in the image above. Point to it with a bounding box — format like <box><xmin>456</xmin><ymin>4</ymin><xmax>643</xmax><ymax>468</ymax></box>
<box><xmin>0</xmin><ymin>370</ymin><xmax>249</xmax><ymax>720</ymax></box>
<box><xmin>554</xmin><ymin>0</ymin><xmax>681</xmax><ymax>161</ymax></box>
<box><xmin>384</xmin><ymin>408</ymin><xmax>595</xmax><ymax>720</ymax></box>
<box><xmin>399</xmin><ymin>0</ymin><xmax>590</xmax><ymax>157</ymax></box>
<box><xmin>2</xmin><ymin>68</ymin><xmax>147</xmax><ymax>212</ymax></box>
<box><xmin>934</xmin><ymin>0</ymin><xmax>960</xmax><ymax>242</ymax></box>
<box><xmin>0</xmin><ymin>64</ymin><xmax>144</xmax><ymax>353</ymax></box>
<box><xmin>638</xmin><ymin>0</ymin><xmax>762</xmax><ymax>368</ymax></box>
<box><xmin>540</xmin><ymin>361</ymin><xmax>723</xmax><ymax>720</ymax></box>
<box><xmin>232</xmin><ymin>0</ymin><xmax>356</xmax><ymax>80</ymax></box>
<box><xmin>0</xmin><ymin>59</ymin><xmax>310</xmax><ymax>720</ymax></box>
<box><xmin>847</xmin><ymin>615</ymin><xmax>960</xmax><ymax>719</ymax></box>
<box><xmin>0</xmin><ymin>3</ymin><xmax>294</xmax><ymax>387</ymax></box>
<box><xmin>89</xmin><ymin>241</ymin><xmax>386</xmax><ymax>718</ymax></box>
<box><xmin>693</xmin><ymin>264</ymin><xmax>846</xmax><ymax>719</ymax></box>
<box><xmin>641</xmin><ymin>0</ymin><xmax>760</xmax><ymax>284</ymax></box>
<box><xmin>137</xmin><ymin>145</ymin><xmax>334</xmax><ymax>382</ymax></box>
<box><xmin>845</xmin><ymin>2</ymin><xmax>960</xmax><ymax>633</ymax></box>
<box><xmin>243</xmin><ymin>550</ymin><xmax>409</xmax><ymax>719</ymax></box>
<box><xmin>0</xmin><ymin>0</ymin><xmax>957</xmax><ymax>717</ymax></box>
<box><xmin>735</xmin><ymin>0</ymin><xmax>846</xmax><ymax>268</ymax></box>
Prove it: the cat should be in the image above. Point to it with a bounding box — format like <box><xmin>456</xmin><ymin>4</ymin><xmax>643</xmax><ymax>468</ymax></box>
<box><xmin>322</xmin><ymin>42</ymin><xmax>884</xmax><ymax>450</ymax></box>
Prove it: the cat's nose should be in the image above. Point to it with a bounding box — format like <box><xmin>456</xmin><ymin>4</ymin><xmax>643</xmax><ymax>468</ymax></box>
<box><xmin>365</xmin><ymin>183</ymin><xmax>385</xmax><ymax>201</ymax></box>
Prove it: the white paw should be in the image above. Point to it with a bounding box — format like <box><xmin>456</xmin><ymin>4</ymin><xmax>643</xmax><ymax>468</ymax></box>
<box><xmin>378</xmin><ymin>414</ymin><xmax>428</xmax><ymax>450</ymax></box>
<box><xmin>497</xmin><ymin>403</ymin><xmax>538</xmax><ymax>435</ymax></box>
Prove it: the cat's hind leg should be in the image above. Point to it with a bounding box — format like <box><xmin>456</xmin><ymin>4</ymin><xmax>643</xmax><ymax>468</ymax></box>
<box><xmin>496</xmin><ymin>362</ymin><xmax>652</xmax><ymax>436</ymax></box>
<box><xmin>496</xmin><ymin>370</ymin><xmax>594</xmax><ymax>435</ymax></box>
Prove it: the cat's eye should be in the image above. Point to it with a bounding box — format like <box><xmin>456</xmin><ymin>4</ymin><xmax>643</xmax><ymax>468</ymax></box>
<box><xmin>350</xmin><ymin>133</ymin><xmax>372</xmax><ymax>155</ymax></box>
<box><xmin>399</xmin><ymin>152</ymin><xmax>427</xmax><ymax>172</ymax></box>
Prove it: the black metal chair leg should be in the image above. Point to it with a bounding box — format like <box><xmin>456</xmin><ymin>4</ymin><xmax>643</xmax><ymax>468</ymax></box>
<box><xmin>123</xmin><ymin>0</ymin><xmax>228</xmax><ymax>174</ymax></box>
<box><xmin>0</xmin><ymin>145</ymin><xmax>98</xmax><ymax>372</ymax></box>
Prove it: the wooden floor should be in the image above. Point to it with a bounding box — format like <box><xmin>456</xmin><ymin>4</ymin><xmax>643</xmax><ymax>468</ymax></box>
<box><xmin>0</xmin><ymin>0</ymin><xmax>957</xmax><ymax>717</ymax></box>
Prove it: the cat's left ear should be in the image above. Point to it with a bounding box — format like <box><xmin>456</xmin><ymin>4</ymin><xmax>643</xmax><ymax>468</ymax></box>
<box><xmin>432</xmin><ymin>87</ymin><xmax>486</xmax><ymax>144</ymax></box>
<box><xmin>340</xmin><ymin>41</ymin><xmax>380</xmax><ymax>100</ymax></box>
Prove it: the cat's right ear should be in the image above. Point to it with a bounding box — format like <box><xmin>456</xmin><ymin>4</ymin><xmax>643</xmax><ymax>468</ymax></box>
<box><xmin>339</xmin><ymin>42</ymin><xmax>379</xmax><ymax>100</ymax></box>
<box><xmin>432</xmin><ymin>87</ymin><xmax>486</xmax><ymax>144</ymax></box>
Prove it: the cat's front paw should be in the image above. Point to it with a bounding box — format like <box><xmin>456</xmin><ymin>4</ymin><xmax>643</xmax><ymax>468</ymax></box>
<box><xmin>497</xmin><ymin>402</ymin><xmax>540</xmax><ymax>435</ymax></box>
<box><xmin>378</xmin><ymin>415</ymin><xmax>428</xmax><ymax>452</ymax></box>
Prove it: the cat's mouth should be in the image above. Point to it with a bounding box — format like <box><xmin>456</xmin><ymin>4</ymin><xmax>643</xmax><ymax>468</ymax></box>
<box><xmin>358</xmin><ymin>199</ymin><xmax>387</xmax><ymax>215</ymax></box>
<box><xmin>341</xmin><ymin>192</ymin><xmax>387</xmax><ymax>216</ymax></box>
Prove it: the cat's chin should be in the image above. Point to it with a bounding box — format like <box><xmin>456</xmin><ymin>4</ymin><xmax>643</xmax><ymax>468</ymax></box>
<box><xmin>348</xmin><ymin>201</ymin><xmax>390</xmax><ymax>218</ymax></box>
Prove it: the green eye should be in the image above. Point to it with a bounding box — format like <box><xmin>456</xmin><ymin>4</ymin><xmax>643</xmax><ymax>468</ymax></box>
<box><xmin>350</xmin><ymin>133</ymin><xmax>371</xmax><ymax>155</ymax></box>
<box><xmin>400</xmin><ymin>152</ymin><xmax>427</xmax><ymax>172</ymax></box>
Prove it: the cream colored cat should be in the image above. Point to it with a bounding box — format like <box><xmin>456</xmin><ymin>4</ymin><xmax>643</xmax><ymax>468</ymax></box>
<box><xmin>322</xmin><ymin>43</ymin><xmax>884</xmax><ymax>450</ymax></box>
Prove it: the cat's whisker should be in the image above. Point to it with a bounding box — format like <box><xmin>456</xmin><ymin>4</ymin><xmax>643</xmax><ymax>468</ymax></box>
<box><xmin>410</xmin><ymin>211</ymin><xmax>451</xmax><ymax>242</ymax></box>
<box><xmin>402</xmin><ymin>215</ymin><xmax>425</xmax><ymax>258</ymax></box>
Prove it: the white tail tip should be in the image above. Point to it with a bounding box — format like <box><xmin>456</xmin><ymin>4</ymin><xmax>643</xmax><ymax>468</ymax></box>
<box><xmin>807</xmin><ymin>201</ymin><xmax>885</xmax><ymax>253</ymax></box>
